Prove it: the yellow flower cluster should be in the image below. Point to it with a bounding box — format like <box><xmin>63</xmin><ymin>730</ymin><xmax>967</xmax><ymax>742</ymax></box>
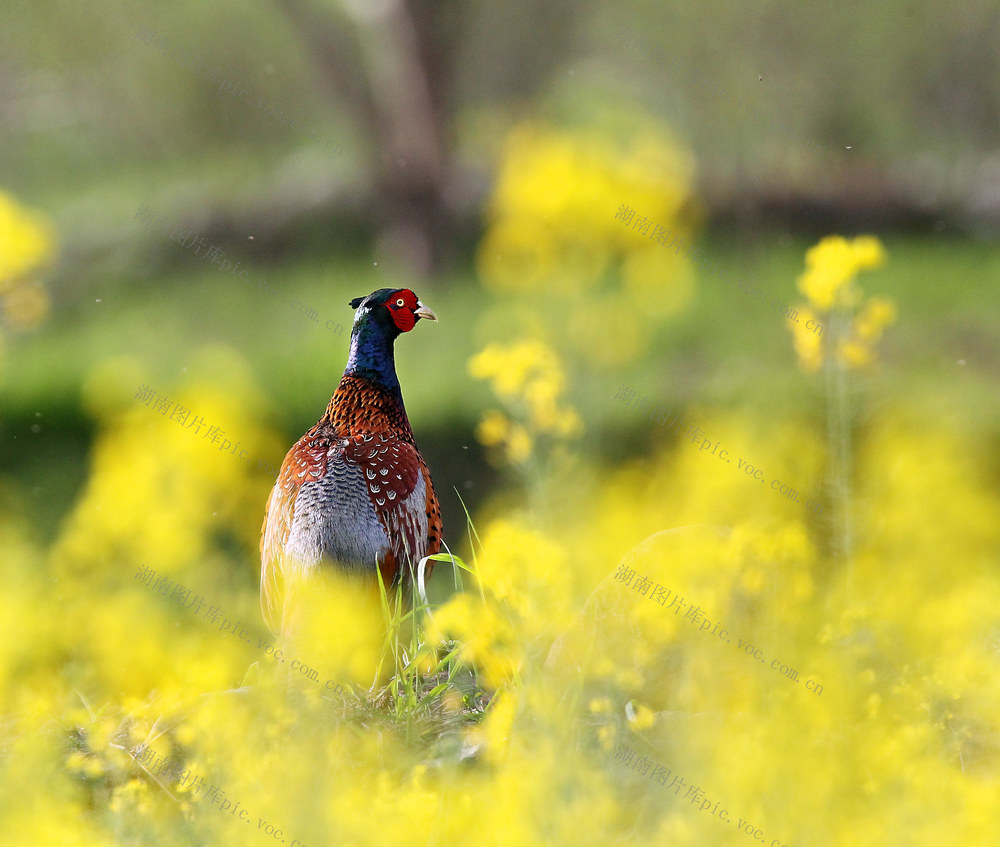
<box><xmin>52</xmin><ymin>349</ymin><xmax>280</xmax><ymax>585</ymax></box>
<box><xmin>4</xmin><ymin>353</ymin><xmax>1000</xmax><ymax>843</ymax></box>
<box><xmin>424</xmin><ymin>592</ymin><xmax>521</xmax><ymax>691</ymax></box>
<box><xmin>788</xmin><ymin>235</ymin><xmax>896</xmax><ymax>371</ymax></box>
<box><xmin>468</xmin><ymin>339</ymin><xmax>582</xmax><ymax>465</ymax></box>
<box><xmin>797</xmin><ymin>235</ymin><xmax>885</xmax><ymax>310</ymax></box>
<box><xmin>478</xmin><ymin>121</ymin><xmax>694</xmax><ymax>292</ymax></box>
<box><xmin>833</xmin><ymin>295</ymin><xmax>897</xmax><ymax>369</ymax></box>
<box><xmin>475</xmin><ymin>117</ymin><xmax>698</xmax><ymax>367</ymax></box>
<box><xmin>0</xmin><ymin>190</ymin><xmax>55</xmax><ymax>340</ymax></box>
<box><xmin>421</xmin><ymin>517</ymin><xmax>576</xmax><ymax>695</ymax></box>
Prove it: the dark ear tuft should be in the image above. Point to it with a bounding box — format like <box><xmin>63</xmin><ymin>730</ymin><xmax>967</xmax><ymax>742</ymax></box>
<box><xmin>349</xmin><ymin>296</ymin><xmax>366</xmax><ymax>309</ymax></box>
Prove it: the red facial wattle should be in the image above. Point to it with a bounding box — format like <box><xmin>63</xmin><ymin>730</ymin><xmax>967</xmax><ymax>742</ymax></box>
<box><xmin>385</xmin><ymin>290</ymin><xmax>419</xmax><ymax>332</ymax></box>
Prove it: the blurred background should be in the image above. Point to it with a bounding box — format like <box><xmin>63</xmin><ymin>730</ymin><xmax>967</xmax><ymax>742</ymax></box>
<box><xmin>3</xmin><ymin>0</ymin><xmax>1000</xmax><ymax>529</ymax></box>
<box><xmin>2</xmin><ymin>1</ymin><xmax>999</xmax><ymax>845</ymax></box>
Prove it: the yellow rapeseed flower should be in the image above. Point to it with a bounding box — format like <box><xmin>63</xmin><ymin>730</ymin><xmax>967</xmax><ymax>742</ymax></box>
<box><xmin>469</xmin><ymin>339</ymin><xmax>581</xmax><ymax>466</ymax></box>
<box><xmin>589</xmin><ymin>697</ymin><xmax>613</xmax><ymax>714</ymax></box>
<box><xmin>597</xmin><ymin>724</ymin><xmax>616</xmax><ymax>750</ymax></box>
<box><xmin>553</xmin><ymin>406</ymin><xmax>584</xmax><ymax>439</ymax></box>
<box><xmin>789</xmin><ymin>235</ymin><xmax>894</xmax><ymax>372</ymax></box>
<box><xmin>851</xmin><ymin>234</ymin><xmax>887</xmax><ymax>271</ymax></box>
<box><xmin>855</xmin><ymin>296</ymin><xmax>897</xmax><ymax>341</ymax></box>
<box><xmin>479</xmin><ymin>689</ymin><xmax>518</xmax><ymax>762</ymax></box>
<box><xmin>505</xmin><ymin>422</ymin><xmax>533</xmax><ymax>464</ymax></box>
<box><xmin>0</xmin><ymin>191</ymin><xmax>56</xmax><ymax>291</ymax></box>
<box><xmin>626</xmin><ymin>700</ymin><xmax>656</xmax><ymax>730</ymax></box>
<box><xmin>468</xmin><ymin>340</ymin><xmax>559</xmax><ymax>399</ymax></box>
<box><xmin>426</xmin><ymin>593</ymin><xmax>520</xmax><ymax>689</ymax></box>
<box><xmin>837</xmin><ymin>338</ymin><xmax>873</xmax><ymax>369</ymax></box>
<box><xmin>475</xmin><ymin>116</ymin><xmax>698</xmax><ymax>366</ymax></box>
<box><xmin>0</xmin><ymin>191</ymin><xmax>56</xmax><ymax>350</ymax></box>
<box><xmin>475</xmin><ymin>409</ymin><xmax>511</xmax><ymax>446</ymax></box>
<box><xmin>787</xmin><ymin>306</ymin><xmax>824</xmax><ymax>372</ymax></box>
<box><xmin>797</xmin><ymin>235</ymin><xmax>856</xmax><ymax>310</ymax></box>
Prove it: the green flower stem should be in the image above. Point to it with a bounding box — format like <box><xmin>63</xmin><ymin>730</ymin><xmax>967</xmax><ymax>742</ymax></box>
<box><xmin>825</xmin><ymin>302</ymin><xmax>854</xmax><ymax>577</ymax></box>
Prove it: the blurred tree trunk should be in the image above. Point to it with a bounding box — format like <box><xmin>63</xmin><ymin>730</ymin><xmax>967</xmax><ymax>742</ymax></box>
<box><xmin>273</xmin><ymin>0</ymin><xmax>459</xmax><ymax>280</ymax></box>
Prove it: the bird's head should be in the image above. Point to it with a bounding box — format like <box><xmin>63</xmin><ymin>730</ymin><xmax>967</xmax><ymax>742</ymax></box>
<box><xmin>349</xmin><ymin>288</ymin><xmax>437</xmax><ymax>337</ymax></box>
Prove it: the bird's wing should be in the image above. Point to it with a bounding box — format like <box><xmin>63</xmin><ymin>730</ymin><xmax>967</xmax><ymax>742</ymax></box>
<box><xmin>415</xmin><ymin>459</ymin><xmax>443</xmax><ymax>576</ymax></box>
<box><xmin>259</xmin><ymin>425</ymin><xmax>334</xmax><ymax>633</ymax></box>
<box><xmin>260</xmin><ymin>429</ymin><xmax>441</xmax><ymax>632</ymax></box>
<box><xmin>341</xmin><ymin>433</ymin><xmax>441</xmax><ymax>584</ymax></box>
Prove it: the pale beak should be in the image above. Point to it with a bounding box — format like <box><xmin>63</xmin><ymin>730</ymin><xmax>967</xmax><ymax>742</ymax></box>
<box><xmin>414</xmin><ymin>301</ymin><xmax>438</xmax><ymax>322</ymax></box>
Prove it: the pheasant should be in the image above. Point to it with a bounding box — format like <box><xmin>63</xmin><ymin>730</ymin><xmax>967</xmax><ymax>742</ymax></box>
<box><xmin>260</xmin><ymin>287</ymin><xmax>442</xmax><ymax>634</ymax></box>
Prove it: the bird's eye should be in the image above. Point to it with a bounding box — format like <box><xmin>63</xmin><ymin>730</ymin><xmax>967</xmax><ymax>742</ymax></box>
<box><xmin>395</xmin><ymin>298</ymin><xmax>405</xmax><ymax>307</ymax></box>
